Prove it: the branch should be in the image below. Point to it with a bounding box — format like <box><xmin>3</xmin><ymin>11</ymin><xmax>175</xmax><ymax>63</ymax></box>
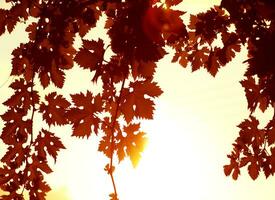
<box><xmin>30</xmin><ymin>72</ymin><xmax>36</xmax><ymax>143</ymax></box>
<box><xmin>108</xmin><ymin>77</ymin><xmax>126</xmax><ymax>198</ymax></box>
<box><xmin>272</xmin><ymin>102</ymin><xmax>275</xmax><ymax>120</ymax></box>
<box><xmin>20</xmin><ymin>73</ymin><xmax>36</xmax><ymax>196</ymax></box>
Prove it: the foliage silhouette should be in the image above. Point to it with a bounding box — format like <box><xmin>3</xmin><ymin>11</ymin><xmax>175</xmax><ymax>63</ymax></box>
<box><xmin>0</xmin><ymin>0</ymin><xmax>275</xmax><ymax>199</ymax></box>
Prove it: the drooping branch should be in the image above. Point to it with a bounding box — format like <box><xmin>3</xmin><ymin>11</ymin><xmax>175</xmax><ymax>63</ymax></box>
<box><xmin>108</xmin><ymin>77</ymin><xmax>126</xmax><ymax>199</ymax></box>
<box><xmin>30</xmin><ymin>73</ymin><xmax>36</xmax><ymax>143</ymax></box>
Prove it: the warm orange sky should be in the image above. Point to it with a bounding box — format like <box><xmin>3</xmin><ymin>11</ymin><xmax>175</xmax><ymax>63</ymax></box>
<box><xmin>1</xmin><ymin>0</ymin><xmax>275</xmax><ymax>200</ymax></box>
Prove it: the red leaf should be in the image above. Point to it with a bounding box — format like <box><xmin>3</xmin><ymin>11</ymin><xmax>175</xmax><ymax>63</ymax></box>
<box><xmin>240</xmin><ymin>76</ymin><xmax>260</xmax><ymax>112</ymax></box>
<box><xmin>50</xmin><ymin>63</ymin><xmax>65</xmax><ymax>88</ymax></box>
<box><xmin>206</xmin><ymin>50</ymin><xmax>220</xmax><ymax>77</ymax></box>
<box><xmin>239</xmin><ymin>157</ymin><xmax>250</xmax><ymax>167</ymax></box>
<box><xmin>39</xmin><ymin>92</ymin><xmax>70</xmax><ymax>126</ymax></box>
<box><xmin>232</xmin><ymin>167</ymin><xmax>240</xmax><ymax>180</ymax></box>
<box><xmin>270</xmin><ymin>148</ymin><xmax>275</xmax><ymax>173</ymax></box>
<box><xmin>0</xmin><ymin>9</ymin><xmax>7</xmax><ymax>36</ymax></box>
<box><xmin>262</xmin><ymin>158</ymin><xmax>272</xmax><ymax>178</ymax></box>
<box><xmin>224</xmin><ymin>164</ymin><xmax>233</xmax><ymax>176</ymax></box>
<box><xmin>26</xmin><ymin>22</ymin><xmax>37</xmax><ymax>41</ymax></box>
<box><xmin>1</xmin><ymin>108</ymin><xmax>31</xmax><ymax>145</ymax></box>
<box><xmin>165</xmin><ymin>0</ymin><xmax>182</xmax><ymax>7</ymax></box>
<box><xmin>121</xmin><ymin>80</ymin><xmax>162</xmax><ymax>122</ymax></box>
<box><xmin>248</xmin><ymin>161</ymin><xmax>259</xmax><ymax>180</ymax></box>
<box><xmin>74</xmin><ymin>39</ymin><xmax>104</xmax><ymax>71</ymax></box>
<box><xmin>98</xmin><ymin>135</ymin><xmax>112</xmax><ymax>158</ymax></box>
<box><xmin>1</xmin><ymin>144</ymin><xmax>26</xmax><ymax>167</ymax></box>
<box><xmin>39</xmin><ymin>71</ymin><xmax>50</xmax><ymax>88</ymax></box>
<box><xmin>266</xmin><ymin>120</ymin><xmax>275</xmax><ymax>146</ymax></box>
<box><xmin>4</xmin><ymin>79</ymin><xmax>39</xmax><ymax>111</ymax></box>
<box><xmin>68</xmin><ymin>92</ymin><xmax>103</xmax><ymax>137</ymax></box>
<box><xmin>11</xmin><ymin>44</ymin><xmax>30</xmax><ymax>76</ymax></box>
<box><xmin>35</xmin><ymin>129</ymin><xmax>65</xmax><ymax>162</ymax></box>
<box><xmin>30</xmin><ymin>155</ymin><xmax>53</xmax><ymax>174</ymax></box>
<box><xmin>178</xmin><ymin>51</ymin><xmax>189</xmax><ymax>68</ymax></box>
<box><xmin>116</xmin><ymin>123</ymin><xmax>147</xmax><ymax>167</ymax></box>
<box><xmin>258</xmin><ymin>96</ymin><xmax>269</xmax><ymax>112</ymax></box>
<box><xmin>131</xmin><ymin>60</ymin><xmax>156</xmax><ymax>79</ymax></box>
<box><xmin>74</xmin><ymin>48</ymin><xmax>96</xmax><ymax>69</ymax></box>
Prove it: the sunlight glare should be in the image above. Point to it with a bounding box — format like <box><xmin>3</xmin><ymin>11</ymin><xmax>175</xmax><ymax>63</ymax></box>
<box><xmin>116</xmin><ymin>105</ymin><xmax>216</xmax><ymax>200</ymax></box>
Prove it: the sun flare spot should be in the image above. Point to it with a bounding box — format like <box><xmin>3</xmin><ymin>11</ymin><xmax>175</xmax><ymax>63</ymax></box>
<box><xmin>115</xmin><ymin>106</ymin><xmax>215</xmax><ymax>200</ymax></box>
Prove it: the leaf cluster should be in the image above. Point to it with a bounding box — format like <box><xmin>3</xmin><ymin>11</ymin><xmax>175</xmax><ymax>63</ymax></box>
<box><xmin>1</xmin><ymin>0</ymin><xmax>275</xmax><ymax>199</ymax></box>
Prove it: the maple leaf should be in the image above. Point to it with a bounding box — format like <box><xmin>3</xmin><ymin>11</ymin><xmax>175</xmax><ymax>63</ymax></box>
<box><xmin>120</xmin><ymin>80</ymin><xmax>163</xmax><ymax>122</ymax></box>
<box><xmin>262</xmin><ymin>154</ymin><xmax>272</xmax><ymax>178</ymax></box>
<box><xmin>132</xmin><ymin>61</ymin><xmax>156</xmax><ymax>79</ymax></box>
<box><xmin>3</xmin><ymin>0</ymin><xmax>275</xmax><ymax>196</ymax></box>
<box><xmin>4</xmin><ymin>79</ymin><xmax>39</xmax><ymax>111</ymax></box>
<box><xmin>98</xmin><ymin>117</ymin><xmax>120</xmax><ymax>158</ymax></box>
<box><xmin>11</xmin><ymin>43</ymin><xmax>33</xmax><ymax>80</ymax></box>
<box><xmin>108</xmin><ymin>2</ymin><xmax>166</xmax><ymax>62</ymax></box>
<box><xmin>270</xmin><ymin>148</ymin><xmax>275</xmax><ymax>173</ymax></box>
<box><xmin>191</xmin><ymin>47</ymin><xmax>210</xmax><ymax>72</ymax></box>
<box><xmin>98</xmin><ymin>134</ymin><xmax>112</xmax><ymax>158</ymax></box>
<box><xmin>192</xmin><ymin>6</ymin><xmax>229</xmax><ymax>44</ymax></box>
<box><xmin>0</xmin><ymin>192</ymin><xmax>24</xmax><ymax>200</ymax></box>
<box><xmin>1</xmin><ymin>144</ymin><xmax>27</xmax><ymax>168</ymax></box>
<box><xmin>74</xmin><ymin>39</ymin><xmax>105</xmax><ymax>71</ymax></box>
<box><xmin>239</xmin><ymin>156</ymin><xmax>250</xmax><ymax>168</ymax></box>
<box><xmin>205</xmin><ymin>50</ymin><xmax>220</xmax><ymax>76</ymax></box>
<box><xmin>116</xmin><ymin>123</ymin><xmax>147</xmax><ymax>167</ymax></box>
<box><xmin>240</xmin><ymin>77</ymin><xmax>260</xmax><ymax>112</ymax></box>
<box><xmin>232</xmin><ymin>167</ymin><xmax>240</xmax><ymax>180</ymax></box>
<box><xmin>220</xmin><ymin>32</ymin><xmax>241</xmax><ymax>63</ymax></box>
<box><xmin>171</xmin><ymin>48</ymin><xmax>189</xmax><ymax>66</ymax></box>
<box><xmin>39</xmin><ymin>92</ymin><xmax>70</xmax><ymax>126</ymax></box>
<box><xmin>93</xmin><ymin>56</ymin><xmax>129</xmax><ymax>83</ymax></box>
<box><xmin>11</xmin><ymin>43</ymin><xmax>30</xmax><ymax>75</ymax></box>
<box><xmin>28</xmin><ymin>156</ymin><xmax>52</xmax><ymax>181</ymax></box>
<box><xmin>68</xmin><ymin>92</ymin><xmax>103</xmax><ymax>137</ymax></box>
<box><xmin>50</xmin><ymin>62</ymin><xmax>66</xmax><ymax>88</ymax></box>
<box><xmin>38</xmin><ymin>70</ymin><xmax>50</xmax><ymax>88</ymax></box>
<box><xmin>27</xmin><ymin>170</ymin><xmax>51</xmax><ymax>200</ymax></box>
<box><xmin>25</xmin><ymin>22</ymin><xmax>38</xmax><ymax>41</ymax></box>
<box><xmin>1</xmin><ymin>108</ymin><xmax>31</xmax><ymax>145</ymax></box>
<box><xmin>165</xmin><ymin>0</ymin><xmax>182</xmax><ymax>7</ymax></box>
<box><xmin>237</xmin><ymin>116</ymin><xmax>260</xmax><ymax>144</ymax></box>
<box><xmin>258</xmin><ymin>96</ymin><xmax>269</xmax><ymax>112</ymax></box>
<box><xmin>266</xmin><ymin>120</ymin><xmax>275</xmax><ymax>146</ymax></box>
<box><xmin>29</xmin><ymin>2</ymin><xmax>41</xmax><ymax>17</ymax></box>
<box><xmin>34</xmin><ymin>129</ymin><xmax>65</xmax><ymax>162</ymax></box>
<box><xmin>0</xmin><ymin>9</ymin><xmax>7</xmax><ymax>36</ymax></box>
<box><xmin>248</xmin><ymin>160</ymin><xmax>260</xmax><ymax>180</ymax></box>
<box><xmin>223</xmin><ymin>164</ymin><xmax>233</xmax><ymax>176</ymax></box>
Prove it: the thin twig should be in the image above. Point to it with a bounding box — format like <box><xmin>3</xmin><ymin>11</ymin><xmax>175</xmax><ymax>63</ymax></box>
<box><xmin>30</xmin><ymin>72</ymin><xmax>36</xmax><ymax>143</ymax></box>
<box><xmin>108</xmin><ymin>77</ymin><xmax>126</xmax><ymax>198</ymax></box>
<box><xmin>20</xmin><ymin>72</ymin><xmax>36</xmax><ymax>196</ymax></box>
<box><xmin>0</xmin><ymin>75</ymin><xmax>14</xmax><ymax>89</ymax></box>
<box><xmin>272</xmin><ymin>103</ymin><xmax>275</xmax><ymax>119</ymax></box>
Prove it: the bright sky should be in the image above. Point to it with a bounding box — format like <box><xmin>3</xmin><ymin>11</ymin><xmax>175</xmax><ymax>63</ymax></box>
<box><xmin>1</xmin><ymin>0</ymin><xmax>275</xmax><ymax>200</ymax></box>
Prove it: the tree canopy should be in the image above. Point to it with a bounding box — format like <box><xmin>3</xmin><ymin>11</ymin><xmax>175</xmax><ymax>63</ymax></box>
<box><xmin>0</xmin><ymin>0</ymin><xmax>275</xmax><ymax>199</ymax></box>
